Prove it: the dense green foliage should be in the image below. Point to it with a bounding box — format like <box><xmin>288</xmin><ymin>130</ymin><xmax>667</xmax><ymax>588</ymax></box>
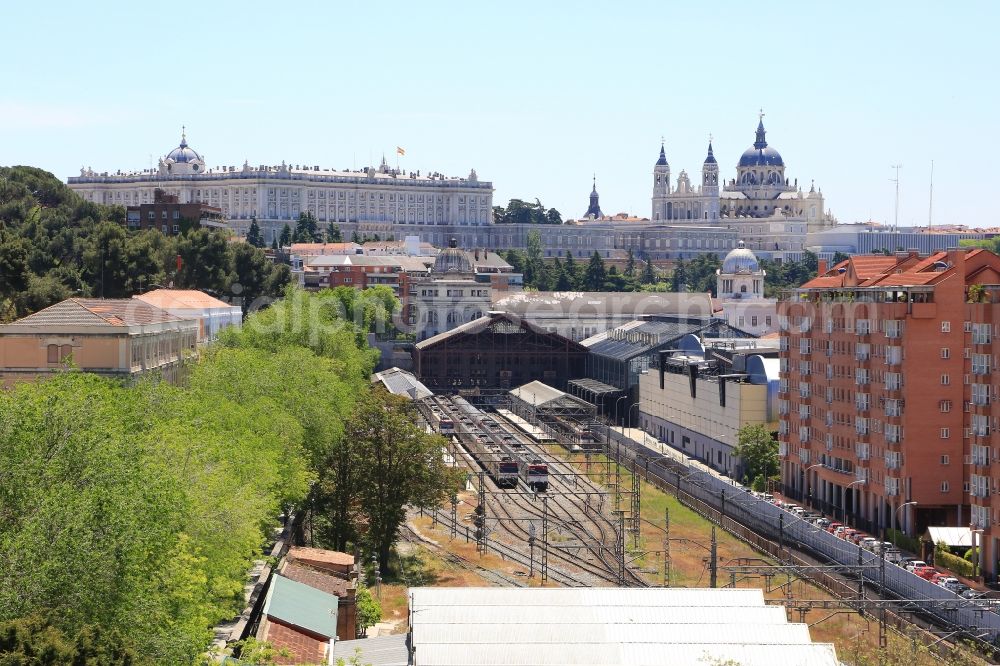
<box><xmin>669</xmin><ymin>250</ymin><xmax>820</xmax><ymax>297</ymax></box>
<box><xmin>506</xmin><ymin>244</ymin><xmax>656</xmax><ymax>292</ymax></box>
<box><xmin>0</xmin><ymin>614</ymin><xmax>136</xmax><ymax>666</ymax></box>
<box><xmin>492</xmin><ymin>198</ymin><xmax>562</xmax><ymax>225</ymax></box>
<box><xmin>0</xmin><ymin>166</ymin><xmax>291</xmax><ymax>320</ymax></box>
<box><xmin>355</xmin><ymin>584</ymin><xmax>382</xmax><ymax>635</ymax></box>
<box><xmin>733</xmin><ymin>423</ymin><xmax>779</xmax><ymax>489</ymax></box>
<box><xmin>0</xmin><ymin>287</ymin><xmax>428</xmax><ymax>663</ymax></box>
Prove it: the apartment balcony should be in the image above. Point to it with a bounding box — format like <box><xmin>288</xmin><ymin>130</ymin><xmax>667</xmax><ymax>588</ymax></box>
<box><xmin>778</xmin><ymin>442</ymin><xmax>789</xmax><ymax>457</ymax></box>
<box><xmin>821</xmin><ymin>463</ymin><xmax>853</xmax><ymax>477</ymax></box>
<box><xmin>855</xmin><ymin>443</ymin><xmax>871</xmax><ymax>461</ymax></box>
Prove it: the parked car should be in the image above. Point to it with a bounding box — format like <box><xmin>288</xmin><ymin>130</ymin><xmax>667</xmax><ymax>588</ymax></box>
<box><xmin>933</xmin><ymin>575</ymin><xmax>957</xmax><ymax>587</ymax></box>
<box><xmin>849</xmin><ymin>532</ymin><xmax>866</xmax><ymax>545</ymax></box>
<box><xmin>826</xmin><ymin>522</ymin><xmax>843</xmax><ymax>534</ymax></box>
<box><xmin>814</xmin><ymin>518</ymin><xmax>831</xmax><ymax>529</ymax></box>
<box><xmin>914</xmin><ymin>565</ymin><xmax>938</xmax><ymax>580</ymax></box>
<box><xmin>951</xmin><ymin>584</ymin><xmax>971</xmax><ymax>596</ymax></box>
<box><xmin>861</xmin><ymin>537</ymin><xmax>879</xmax><ymax>551</ymax></box>
<box><xmin>884</xmin><ymin>548</ymin><xmax>904</xmax><ymax>564</ymax></box>
<box><xmin>904</xmin><ymin>560</ymin><xmax>928</xmax><ymax>572</ymax></box>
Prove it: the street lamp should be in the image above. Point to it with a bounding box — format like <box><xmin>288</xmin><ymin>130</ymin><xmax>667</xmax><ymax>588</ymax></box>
<box><xmin>892</xmin><ymin>501</ymin><xmax>918</xmax><ymax>550</ymax></box>
<box><xmin>627</xmin><ymin>402</ymin><xmax>641</xmax><ymax>431</ymax></box>
<box><xmin>614</xmin><ymin>395</ymin><xmax>627</xmax><ymax>428</ymax></box>
<box><xmin>842</xmin><ymin>480</ymin><xmax>866</xmax><ymax>526</ymax></box>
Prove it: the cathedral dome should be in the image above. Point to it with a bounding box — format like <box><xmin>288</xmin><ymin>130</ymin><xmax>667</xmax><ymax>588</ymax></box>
<box><xmin>721</xmin><ymin>240</ymin><xmax>760</xmax><ymax>274</ymax></box>
<box><xmin>738</xmin><ymin>118</ymin><xmax>783</xmax><ymax>168</ymax></box>
<box><xmin>433</xmin><ymin>238</ymin><xmax>473</xmax><ymax>273</ymax></box>
<box><xmin>165</xmin><ymin>131</ymin><xmax>202</xmax><ymax>164</ymax></box>
<box><xmin>738</xmin><ymin>145</ymin><xmax>783</xmax><ymax>167</ymax></box>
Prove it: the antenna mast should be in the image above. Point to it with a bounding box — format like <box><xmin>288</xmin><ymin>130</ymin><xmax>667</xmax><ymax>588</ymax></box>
<box><xmin>928</xmin><ymin>160</ymin><xmax>934</xmax><ymax>230</ymax></box>
<box><xmin>890</xmin><ymin>164</ymin><xmax>902</xmax><ymax>231</ymax></box>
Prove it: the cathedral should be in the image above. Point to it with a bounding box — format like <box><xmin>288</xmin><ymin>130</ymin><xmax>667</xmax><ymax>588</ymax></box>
<box><xmin>651</xmin><ymin>115</ymin><xmax>834</xmax><ymax>254</ymax></box>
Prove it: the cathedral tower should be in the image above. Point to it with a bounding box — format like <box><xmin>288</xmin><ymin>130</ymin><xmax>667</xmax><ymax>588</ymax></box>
<box><xmin>652</xmin><ymin>141</ymin><xmax>670</xmax><ymax>220</ymax></box>
<box><xmin>702</xmin><ymin>140</ymin><xmax>720</xmax><ymax>222</ymax></box>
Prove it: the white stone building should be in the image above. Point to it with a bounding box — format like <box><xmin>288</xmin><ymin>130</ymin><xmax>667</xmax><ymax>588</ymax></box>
<box><xmin>67</xmin><ymin>131</ymin><xmax>493</xmax><ymax>245</ymax></box>
<box><xmin>715</xmin><ymin>241</ymin><xmax>778</xmax><ymax>336</ymax></box>
<box><xmin>651</xmin><ymin>116</ymin><xmax>835</xmax><ymax>258</ymax></box>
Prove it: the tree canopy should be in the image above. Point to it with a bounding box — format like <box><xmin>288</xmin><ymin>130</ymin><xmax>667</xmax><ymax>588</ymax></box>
<box><xmin>0</xmin><ymin>287</ymin><xmax>399</xmax><ymax>663</ymax></box>
<box><xmin>492</xmin><ymin>198</ymin><xmax>562</xmax><ymax>225</ymax></box>
<box><xmin>0</xmin><ymin>166</ymin><xmax>290</xmax><ymax>320</ymax></box>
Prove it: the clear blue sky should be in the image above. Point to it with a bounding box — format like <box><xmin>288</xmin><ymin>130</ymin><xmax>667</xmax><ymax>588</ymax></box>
<box><xmin>2</xmin><ymin>1</ymin><xmax>997</xmax><ymax>227</ymax></box>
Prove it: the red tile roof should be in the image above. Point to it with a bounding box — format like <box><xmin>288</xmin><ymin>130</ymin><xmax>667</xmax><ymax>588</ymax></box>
<box><xmin>6</xmin><ymin>298</ymin><xmax>184</xmax><ymax>327</ymax></box>
<box><xmin>287</xmin><ymin>547</ymin><xmax>355</xmax><ymax>567</ymax></box>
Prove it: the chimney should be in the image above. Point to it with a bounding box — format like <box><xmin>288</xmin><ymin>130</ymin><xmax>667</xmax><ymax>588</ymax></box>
<box><xmin>947</xmin><ymin>246</ymin><xmax>966</xmax><ymax>277</ymax></box>
<box><xmin>817</xmin><ymin>259</ymin><xmax>828</xmax><ymax>276</ymax></box>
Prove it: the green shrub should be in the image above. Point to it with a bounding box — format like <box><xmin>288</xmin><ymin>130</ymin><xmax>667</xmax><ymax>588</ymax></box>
<box><xmin>885</xmin><ymin>529</ymin><xmax>920</xmax><ymax>554</ymax></box>
<box><xmin>936</xmin><ymin>550</ymin><xmax>975</xmax><ymax>578</ymax></box>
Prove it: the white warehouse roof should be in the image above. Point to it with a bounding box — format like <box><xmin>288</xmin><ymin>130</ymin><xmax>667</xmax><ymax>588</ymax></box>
<box><xmin>406</xmin><ymin>587</ymin><xmax>840</xmax><ymax>666</ymax></box>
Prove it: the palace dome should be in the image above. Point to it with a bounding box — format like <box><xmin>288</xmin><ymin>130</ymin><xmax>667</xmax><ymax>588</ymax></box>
<box><xmin>165</xmin><ymin>132</ymin><xmax>202</xmax><ymax>163</ymax></box>
<box><xmin>721</xmin><ymin>240</ymin><xmax>760</xmax><ymax>274</ymax></box>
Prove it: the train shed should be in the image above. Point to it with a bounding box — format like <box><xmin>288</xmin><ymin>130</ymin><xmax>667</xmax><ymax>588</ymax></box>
<box><xmin>508</xmin><ymin>380</ymin><xmax>599</xmax><ymax>450</ymax></box>
<box><xmin>379</xmin><ymin>586</ymin><xmax>842</xmax><ymax>665</ymax></box>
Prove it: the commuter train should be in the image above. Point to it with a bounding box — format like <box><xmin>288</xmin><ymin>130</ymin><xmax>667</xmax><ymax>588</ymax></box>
<box><xmin>435</xmin><ymin>397</ymin><xmax>549</xmax><ymax>492</ymax></box>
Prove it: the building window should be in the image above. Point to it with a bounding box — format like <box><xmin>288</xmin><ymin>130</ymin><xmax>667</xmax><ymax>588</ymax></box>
<box><xmin>147</xmin><ymin>210</ymin><xmax>155</xmax><ymax>220</ymax></box>
<box><xmin>940</xmin><ymin>428</ymin><xmax>950</xmax><ymax>439</ymax></box>
<box><xmin>941</xmin><ymin>321</ymin><xmax>951</xmax><ymax>333</ymax></box>
<box><xmin>47</xmin><ymin>344</ymin><xmax>59</xmax><ymax>363</ymax></box>
<box><xmin>941</xmin><ymin>481</ymin><xmax>950</xmax><ymax>492</ymax></box>
<box><xmin>941</xmin><ymin>454</ymin><xmax>950</xmax><ymax>465</ymax></box>
<box><xmin>940</xmin><ymin>374</ymin><xmax>950</xmax><ymax>385</ymax></box>
<box><xmin>162</xmin><ymin>210</ymin><xmax>168</xmax><ymax>219</ymax></box>
<box><xmin>173</xmin><ymin>210</ymin><xmax>180</xmax><ymax>220</ymax></box>
<box><xmin>940</xmin><ymin>400</ymin><xmax>952</xmax><ymax>412</ymax></box>
<box><xmin>172</xmin><ymin>225</ymin><xmax>179</xmax><ymax>233</ymax></box>
<box><xmin>941</xmin><ymin>348</ymin><xmax>950</xmax><ymax>359</ymax></box>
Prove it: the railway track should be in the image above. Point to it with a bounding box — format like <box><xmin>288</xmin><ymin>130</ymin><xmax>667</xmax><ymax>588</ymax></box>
<box><xmin>398</xmin><ymin>522</ymin><xmax>528</xmax><ymax>588</ymax></box>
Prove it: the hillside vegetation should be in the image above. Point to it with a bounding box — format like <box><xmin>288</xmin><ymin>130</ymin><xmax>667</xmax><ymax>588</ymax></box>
<box><xmin>0</xmin><ymin>166</ymin><xmax>290</xmax><ymax>320</ymax></box>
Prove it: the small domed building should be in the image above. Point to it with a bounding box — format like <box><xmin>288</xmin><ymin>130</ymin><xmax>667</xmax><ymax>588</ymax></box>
<box><xmin>159</xmin><ymin>129</ymin><xmax>205</xmax><ymax>175</ymax></box>
<box><xmin>716</xmin><ymin>241</ymin><xmax>778</xmax><ymax>336</ymax></box>
<box><xmin>409</xmin><ymin>239</ymin><xmax>521</xmax><ymax>341</ymax></box>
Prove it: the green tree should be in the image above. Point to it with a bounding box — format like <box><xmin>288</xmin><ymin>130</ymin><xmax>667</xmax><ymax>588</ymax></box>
<box><xmin>0</xmin><ymin>615</ymin><xmax>136</xmax><ymax>666</ymax></box>
<box><xmin>355</xmin><ymin>584</ymin><xmax>382</xmax><ymax>636</ymax></box>
<box><xmin>733</xmin><ymin>423</ymin><xmax>779</xmax><ymax>489</ymax></box>
<box><xmin>604</xmin><ymin>265</ymin><xmax>626</xmax><ymax>291</ymax></box>
<box><xmin>563</xmin><ymin>251</ymin><xmax>580</xmax><ymax>289</ymax></box>
<box><xmin>350</xmin><ymin>391</ymin><xmax>461</xmax><ymax>569</ymax></box>
<box><xmin>327</xmin><ymin>223</ymin><xmax>343</xmax><ymax>242</ymax></box>
<box><xmin>279</xmin><ymin>224</ymin><xmax>292</xmax><ymax>247</ymax></box>
<box><xmin>624</xmin><ymin>249</ymin><xmax>636</xmax><ymax>278</ymax></box>
<box><xmin>641</xmin><ymin>259</ymin><xmax>657</xmax><ymax>285</ymax></box>
<box><xmin>81</xmin><ymin>221</ymin><xmax>129</xmax><ymax>298</ymax></box>
<box><xmin>229</xmin><ymin>242</ymin><xmax>272</xmax><ymax>313</ymax></box>
<box><xmin>584</xmin><ymin>251</ymin><xmax>606</xmax><ymax>291</ymax></box>
<box><xmin>293</xmin><ymin>212</ymin><xmax>320</xmax><ymax>243</ymax></box>
<box><xmin>832</xmin><ymin>251</ymin><xmax>850</xmax><ymax>265</ymax></box>
<box><xmin>174</xmin><ymin>228</ymin><xmax>231</xmax><ymax>293</ymax></box>
<box><xmin>246</xmin><ymin>218</ymin><xmax>265</xmax><ymax>248</ymax></box>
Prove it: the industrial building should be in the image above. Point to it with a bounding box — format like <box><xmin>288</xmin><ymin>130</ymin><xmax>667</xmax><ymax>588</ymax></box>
<box><xmin>412</xmin><ymin>312</ymin><xmax>587</xmax><ymax>393</ymax></box>
<box><xmin>507</xmin><ymin>381</ymin><xmax>599</xmax><ymax>450</ymax></box>
<box><xmin>328</xmin><ymin>587</ymin><xmax>839</xmax><ymax>666</ymax></box>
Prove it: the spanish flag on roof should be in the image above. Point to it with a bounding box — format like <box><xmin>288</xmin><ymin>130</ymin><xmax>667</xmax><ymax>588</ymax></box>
<box><xmin>396</xmin><ymin>146</ymin><xmax>405</xmax><ymax>156</ymax></box>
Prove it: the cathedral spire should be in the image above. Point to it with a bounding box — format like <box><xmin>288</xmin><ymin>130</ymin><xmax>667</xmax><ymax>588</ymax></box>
<box><xmin>704</xmin><ymin>137</ymin><xmax>717</xmax><ymax>165</ymax></box>
<box><xmin>584</xmin><ymin>175</ymin><xmax>604</xmax><ymax>219</ymax></box>
<box><xmin>180</xmin><ymin>125</ymin><xmax>188</xmax><ymax>148</ymax></box>
<box><xmin>754</xmin><ymin>110</ymin><xmax>767</xmax><ymax>149</ymax></box>
<box><xmin>655</xmin><ymin>140</ymin><xmax>668</xmax><ymax>167</ymax></box>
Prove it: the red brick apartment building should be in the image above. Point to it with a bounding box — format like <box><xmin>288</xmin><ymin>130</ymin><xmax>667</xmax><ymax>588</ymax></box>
<box><xmin>778</xmin><ymin>248</ymin><xmax>1000</xmax><ymax>580</ymax></box>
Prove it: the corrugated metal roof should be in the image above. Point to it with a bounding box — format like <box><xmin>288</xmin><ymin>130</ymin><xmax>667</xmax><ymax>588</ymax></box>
<box><xmin>372</xmin><ymin>368</ymin><xmax>433</xmax><ymax>400</ymax></box>
<box><xmin>331</xmin><ymin>635</ymin><xmax>409</xmax><ymax>666</ymax></box>
<box><xmin>410</xmin><ymin>605</ymin><xmax>787</xmax><ymax>625</ymax></box>
<box><xmin>412</xmin><ymin>623</ymin><xmax>812</xmax><ymax>645</ymax></box>
<box><xmin>582</xmin><ymin>318</ymin><xmax>754</xmax><ymax>362</ymax></box>
<box><xmin>411</xmin><ymin>643</ymin><xmax>840</xmax><ymax>666</ymax></box>
<box><xmin>410</xmin><ymin>587</ymin><xmax>765</xmax><ymax>607</ymax></box>
<box><xmin>406</xmin><ymin>587</ymin><xmax>838</xmax><ymax>666</ymax></box>
<box><xmin>264</xmin><ymin>575</ymin><xmax>338</xmax><ymax>639</ymax></box>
